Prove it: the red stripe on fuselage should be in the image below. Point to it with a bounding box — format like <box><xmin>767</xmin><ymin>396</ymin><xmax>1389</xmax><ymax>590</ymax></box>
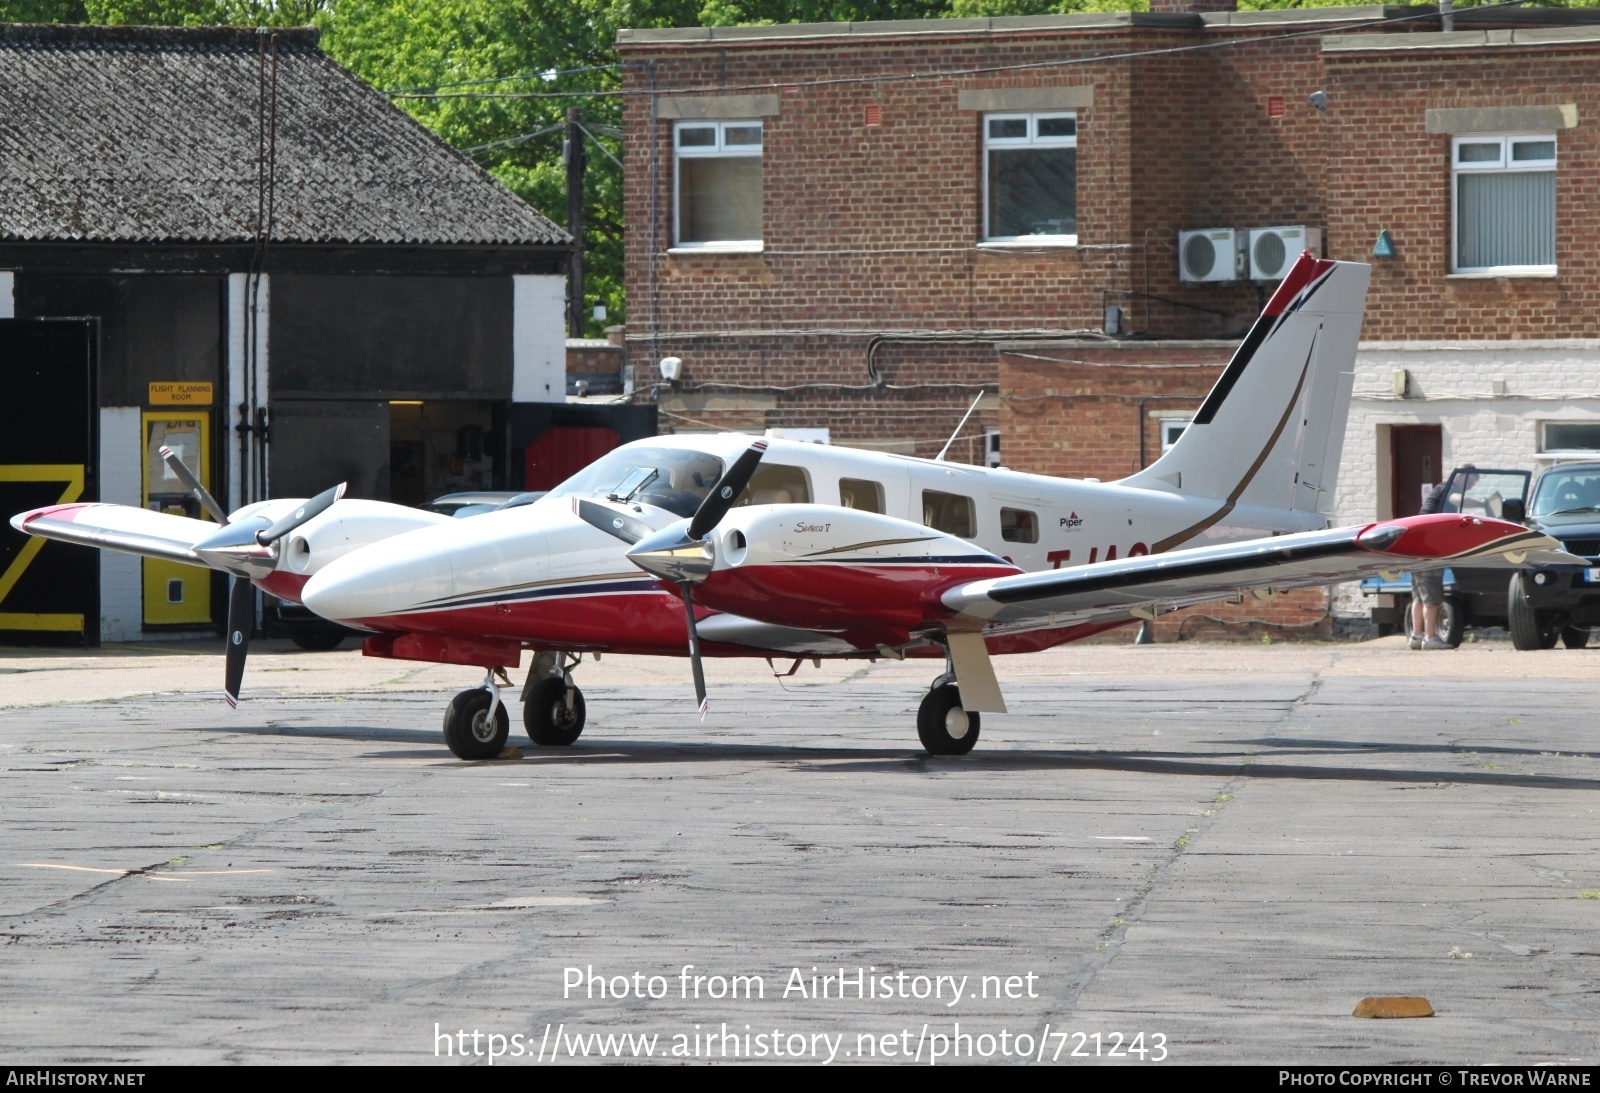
<box><xmin>336</xmin><ymin>588</ymin><xmax>702</xmax><ymax>655</ymax></box>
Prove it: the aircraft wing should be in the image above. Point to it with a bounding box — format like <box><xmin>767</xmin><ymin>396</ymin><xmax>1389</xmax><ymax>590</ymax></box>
<box><xmin>11</xmin><ymin>503</ymin><xmax>217</xmax><ymax>566</ymax></box>
<box><xmin>943</xmin><ymin>514</ymin><xmax>1582</xmax><ymax>630</ymax></box>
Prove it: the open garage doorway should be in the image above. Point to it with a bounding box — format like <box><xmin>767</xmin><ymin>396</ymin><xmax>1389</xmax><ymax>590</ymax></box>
<box><xmin>387</xmin><ymin>400</ymin><xmax>505</xmax><ymax>507</ymax></box>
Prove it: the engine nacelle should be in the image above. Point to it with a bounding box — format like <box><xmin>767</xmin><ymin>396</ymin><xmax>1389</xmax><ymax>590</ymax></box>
<box><xmin>689</xmin><ymin>504</ymin><xmax>1021</xmax><ymax>638</ymax></box>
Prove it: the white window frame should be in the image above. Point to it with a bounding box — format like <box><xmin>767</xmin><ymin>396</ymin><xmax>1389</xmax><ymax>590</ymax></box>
<box><xmin>982</xmin><ymin>111</ymin><xmax>1078</xmax><ymax>246</ymax></box>
<box><xmin>1450</xmin><ymin>133</ymin><xmax>1557</xmax><ymax>276</ymax></box>
<box><xmin>672</xmin><ymin>119</ymin><xmax>764</xmax><ymax>252</ymax></box>
<box><xmin>1160</xmin><ymin>417</ymin><xmax>1190</xmax><ymax>455</ymax></box>
<box><xmin>1537</xmin><ymin>420</ymin><xmax>1600</xmax><ymax>459</ymax></box>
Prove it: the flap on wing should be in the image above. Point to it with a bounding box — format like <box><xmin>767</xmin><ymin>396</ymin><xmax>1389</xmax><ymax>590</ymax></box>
<box><xmin>11</xmin><ymin>503</ymin><xmax>218</xmax><ymax>567</ymax></box>
<box><xmin>945</xmin><ymin>514</ymin><xmax>1579</xmax><ymax>628</ymax></box>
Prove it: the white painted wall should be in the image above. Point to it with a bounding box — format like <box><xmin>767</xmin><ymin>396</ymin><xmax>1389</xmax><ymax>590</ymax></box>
<box><xmin>1330</xmin><ymin>339</ymin><xmax>1600</xmax><ymax>618</ymax></box>
<box><xmin>0</xmin><ymin>271</ymin><xmax>13</xmax><ymax>319</ymax></box>
<box><xmin>99</xmin><ymin>407</ymin><xmax>143</xmax><ymax>643</ymax></box>
<box><xmin>512</xmin><ymin>274</ymin><xmax>567</xmax><ymax>403</ymax></box>
<box><xmin>226</xmin><ymin>273</ymin><xmax>270</xmax><ymax>509</ymax></box>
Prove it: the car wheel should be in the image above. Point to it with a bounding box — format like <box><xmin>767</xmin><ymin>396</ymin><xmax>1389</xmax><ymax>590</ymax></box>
<box><xmin>1561</xmin><ymin>625</ymin><xmax>1590</xmax><ymax>650</ymax></box>
<box><xmin>1402</xmin><ymin>594</ymin><xmax>1464</xmax><ymax>648</ymax></box>
<box><xmin>1507</xmin><ymin>573</ymin><xmax>1559</xmax><ymax>651</ymax></box>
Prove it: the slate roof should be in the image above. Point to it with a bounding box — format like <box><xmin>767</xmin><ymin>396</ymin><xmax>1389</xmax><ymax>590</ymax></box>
<box><xmin>0</xmin><ymin>24</ymin><xmax>568</xmax><ymax>247</ymax></box>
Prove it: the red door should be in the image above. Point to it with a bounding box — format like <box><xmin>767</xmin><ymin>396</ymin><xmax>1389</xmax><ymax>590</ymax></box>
<box><xmin>1391</xmin><ymin>425</ymin><xmax>1442</xmax><ymax>518</ymax></box>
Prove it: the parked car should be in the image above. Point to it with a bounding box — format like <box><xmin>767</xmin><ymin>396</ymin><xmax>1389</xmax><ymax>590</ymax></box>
<box><xmin>262</xmin><ymin>596</ymin><xmax>361</xmax><ymax>651</ymax></box>
<box><xmin>422</xmin><ymin>490</ymin><xmax>524</xmax><ymax>518</ymax></box>
<box><xmin>1363</xmin><ymin>463</ymin><xmax>1600</xmax><ymax>649</ymax></box>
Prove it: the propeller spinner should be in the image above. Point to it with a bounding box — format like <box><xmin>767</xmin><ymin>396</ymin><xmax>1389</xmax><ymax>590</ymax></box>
<box><xmin>623</xmin><ymin>440</ymin><xmax>768</xmax><ymax>718</ymax></box>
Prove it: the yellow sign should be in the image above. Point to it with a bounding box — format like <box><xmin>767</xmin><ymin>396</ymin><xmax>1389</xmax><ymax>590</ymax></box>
<box><xmin>149</xmin><ymin>382</ymin><xmax>213</xmax><ymax>406</ymax></box>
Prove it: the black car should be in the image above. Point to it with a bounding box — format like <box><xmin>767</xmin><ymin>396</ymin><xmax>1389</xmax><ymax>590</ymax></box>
<box><xmin>1500</xmin><ymin>462</ymin><xmax>1600</xmax><ymax>649</ymax></box>
<box><xmin>1408</xmin><ymin>463</ymin><xmax>1600</xmax><ymax>649</ymax></box>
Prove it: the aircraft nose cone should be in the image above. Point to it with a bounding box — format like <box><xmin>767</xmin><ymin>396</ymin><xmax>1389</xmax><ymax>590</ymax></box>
<box><xmin>302</xmin><ymin>542</ymin><xmax>455</xmax><ymax>622</ymax></box>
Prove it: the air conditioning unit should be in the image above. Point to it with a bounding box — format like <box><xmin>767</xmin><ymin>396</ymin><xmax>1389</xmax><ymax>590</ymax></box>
<box><xmin>1247</xmin><ymin>226</ymin><xmax>1322</xmax><ymax>281</ymax></box>
<box><xmin>1177</xmin><ymin>229</ymin><xmax>1239</xmax><ymax>283</ymax></box>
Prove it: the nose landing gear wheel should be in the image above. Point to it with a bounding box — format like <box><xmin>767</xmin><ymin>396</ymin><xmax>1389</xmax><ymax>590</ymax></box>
<box><xmin>443</xmin><ymin>687</ymin><xmax>510</xmax><ymax>760</ymax></box>
<box><xmin>525</xmin><ymin>677</ymin><xmax>586</xmax><ymax>746</ymax></box>
<box><xmin>917</xmin><ymin>683</ymin><xmax>980</xmax><ymax>756</ymax></box>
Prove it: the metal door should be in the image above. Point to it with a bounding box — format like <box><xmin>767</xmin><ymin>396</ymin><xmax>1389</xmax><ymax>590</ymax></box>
<box><xmin>0</xmin><ymin>319</ymin><xmax>98</xmax><ymax>642</ymax></box>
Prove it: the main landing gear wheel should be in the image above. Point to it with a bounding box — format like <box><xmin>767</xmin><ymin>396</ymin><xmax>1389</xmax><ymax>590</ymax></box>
<box><xmin>525</xmin><ymin>677</ymin><xmax>586</xmax><ymax>746</ymax></box>
<box><xmin>443</xmin><ymin>687</ymin><xmax>509</xmax><ymax>760</ymax></box>
<box><xmin>917</xmin><ymin>683</ymin><xmax>980</xmax><ymax>756</ymax></box>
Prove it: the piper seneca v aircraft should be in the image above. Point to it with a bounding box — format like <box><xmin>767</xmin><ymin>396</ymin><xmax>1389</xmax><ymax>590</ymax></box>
<box><xmin>12</xmin><ymin>254</ymin><xmax>1580</xmax><ymax>760</ymax></box>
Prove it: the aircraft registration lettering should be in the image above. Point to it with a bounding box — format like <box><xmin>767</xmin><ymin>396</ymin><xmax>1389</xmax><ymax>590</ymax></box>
<box><xmin>1048</xmin><ymin>543</ymin><xmax>1149</xmax><ymax>569</ymax></box>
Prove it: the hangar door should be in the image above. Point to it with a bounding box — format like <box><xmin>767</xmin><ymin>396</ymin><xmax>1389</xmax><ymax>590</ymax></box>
<box><xmin>0</xmin><ymin>319</ymin><xmax>98</xmax><ymax>643</ymax></box>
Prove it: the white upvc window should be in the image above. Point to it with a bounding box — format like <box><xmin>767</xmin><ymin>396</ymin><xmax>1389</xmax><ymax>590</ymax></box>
<box><xmin>1451</xmin><ymin>134</ymin><xmax>1556</xmax><ymax>274</ymax></box>
<box><xmin>983</xmin><ymin>112</ymin><xmax>1077</xmax><ymax>244</ymax></box>
<box><xmin>1160</xmin><ymin>417</ymin><xmax>1190</xmax><ymax>455</ymax></box>
<box><xmin>674</xmin><ymin>120</ymin><xmax>763</xmax><ymax>250</ymax></box>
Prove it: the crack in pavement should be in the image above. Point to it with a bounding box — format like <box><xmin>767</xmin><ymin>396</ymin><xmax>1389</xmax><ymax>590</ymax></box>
<box><xmin>1040</xmin><ymin>668</ymin><xmax>1325</xmax><ymax>1021</ymax></box>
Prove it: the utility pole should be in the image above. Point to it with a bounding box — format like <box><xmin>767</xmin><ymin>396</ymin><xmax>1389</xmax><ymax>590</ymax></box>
<box><xmin>565</xmin><ymin>106</ymin><xmax>586</xmax><ymax>338</ymax></box>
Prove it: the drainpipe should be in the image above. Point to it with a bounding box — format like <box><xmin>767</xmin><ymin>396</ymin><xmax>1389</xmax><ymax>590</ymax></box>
<box><xmin>1439</xmin><ymin>0</ymin><xmax>1453</xmax><ymax>33</ymax></box>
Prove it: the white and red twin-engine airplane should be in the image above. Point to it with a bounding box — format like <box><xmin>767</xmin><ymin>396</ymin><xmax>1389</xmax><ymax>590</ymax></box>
<box><xmin>12</xmin><ymin>254</ymin><xmax>1579</xmax><ymax>759</ymax></box>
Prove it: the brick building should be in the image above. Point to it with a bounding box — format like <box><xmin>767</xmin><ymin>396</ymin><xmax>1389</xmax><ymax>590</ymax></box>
<box><xmin>618</xmin><ymin>3</ymin><xmax>1600</xmax><ymax>634</ymax></box>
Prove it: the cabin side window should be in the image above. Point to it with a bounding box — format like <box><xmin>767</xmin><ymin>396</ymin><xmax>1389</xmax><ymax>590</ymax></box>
<box><xmin>735</xmin><ymin>464</ymin><xmax>811</xmax><ymax>506</ymax></box>
<box><xmin>839</xmin><ymin>478</ymin><xmax>885</xmax><ymax>513</ymax></box>
<box><xmin>1000</xmin><ymin>507</ymin><xmax>1038</xmax><ymax>543</ymax></box>
<box><xmin>923</xmin><ymin>489</ymin><xmax>976</xmax><ymax>539</ymax></box>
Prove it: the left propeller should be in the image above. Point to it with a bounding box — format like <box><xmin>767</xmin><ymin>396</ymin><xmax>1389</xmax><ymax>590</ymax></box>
<box><xmin>623</xmin><ymin>440</ymin><xmax>768</xmax><ymax>717</ymax></box>
<box><xmin>158</xmin><ymin>456</ymin><xmax>347</xmax><ymax>709</ymax></box>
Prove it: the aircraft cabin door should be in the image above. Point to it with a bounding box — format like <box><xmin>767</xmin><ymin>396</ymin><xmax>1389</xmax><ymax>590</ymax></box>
<box><xmin>142</xmin><ymin>412</ymin><xmax>213</xmax><ymax>626</ymax></box>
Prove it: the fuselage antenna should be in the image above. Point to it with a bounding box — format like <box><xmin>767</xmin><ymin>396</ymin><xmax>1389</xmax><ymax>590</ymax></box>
<box><xmin>934</xmin><ymin>391</ymin><xmax>988</xmax><ymax>463</ymax></box>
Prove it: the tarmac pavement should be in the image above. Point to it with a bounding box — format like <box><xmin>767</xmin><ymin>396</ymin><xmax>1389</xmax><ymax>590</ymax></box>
<box><xmin>0</xmin><ymin>635</ymin><xmax>1596</xmax><ymax>1065</ymax></box>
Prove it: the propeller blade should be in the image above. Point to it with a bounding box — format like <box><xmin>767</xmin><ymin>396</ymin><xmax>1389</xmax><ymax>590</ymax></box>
<box><xmin>679</xmin><ymin>582</ymin><xmax>709</xmax><ymax>720</ymax></box>
<box><xmin>223</xmin><ymin>576</ymin><xmax>254</xmax><ymax>708</ymax></box>
<box><xmin>255</xmin><ymin>482</ymin><xmax>346</xmax><ymax>546</ymax></box>
<box><xmin>687</xmin><ymin>439</ymin><xmax>767</xmax><ymax>541</ymax></box>
<box><xmin>574</xmin><ymin>498</ymin><xmax>654</xmax><ymax>545</ymax></box>
<box><xmin>159</xmin><ymin>445</ymin><xmax>229</xmax><ymax>525</ymax></box>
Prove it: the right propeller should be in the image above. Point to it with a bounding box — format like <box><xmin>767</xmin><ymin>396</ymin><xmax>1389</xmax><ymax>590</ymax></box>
<box><xmin>625</xmin><ymin>440</ymin><xmax>768</xmax><ymax>717</ymax></box>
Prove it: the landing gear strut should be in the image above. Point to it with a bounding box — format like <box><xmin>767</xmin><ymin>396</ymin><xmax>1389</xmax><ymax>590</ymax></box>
<box><xmin>522</xmin><ymin>651</ymin><xmax>587</xmax><ymax>746</ymax></box>
<box><xmin>917</xmin><ymin>670</ymin><xmax>980</xmax><ymax>756</ymax></box>
<box><xmin>442</xmin><ymin>667</ymin><xmax>512</xmax><ymax>760</ymax></box>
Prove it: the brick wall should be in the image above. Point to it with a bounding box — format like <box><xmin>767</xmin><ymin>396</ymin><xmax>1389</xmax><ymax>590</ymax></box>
<box><xmin>1323</xmin><ymin>46</ymin><xmax>1600</xmax><ymax>340</ymax></box>
<box><xmin>620</xmin><ymin>18</ymin><xmax>1346</xmax><ymax>453</ymax></box>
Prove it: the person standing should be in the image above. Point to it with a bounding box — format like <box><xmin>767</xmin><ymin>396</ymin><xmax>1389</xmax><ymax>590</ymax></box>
<box><xmin>1410</xmin><ymin>480</ymin><xmax>1451</xmax><ymax>650</ymax></box>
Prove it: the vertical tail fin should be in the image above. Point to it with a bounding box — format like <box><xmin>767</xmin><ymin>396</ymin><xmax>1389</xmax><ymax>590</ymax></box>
<box><xmin>1121</xmin><ymin>252</ymin><xmax>1369</xmax><ymax>520</ymax></box>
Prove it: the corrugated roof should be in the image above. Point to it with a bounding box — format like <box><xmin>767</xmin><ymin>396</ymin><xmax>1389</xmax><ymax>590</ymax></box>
<box><xmin>0</xmin><ymin>23</ymin><xmax>568</xmax><ymax>247</ymax></box>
